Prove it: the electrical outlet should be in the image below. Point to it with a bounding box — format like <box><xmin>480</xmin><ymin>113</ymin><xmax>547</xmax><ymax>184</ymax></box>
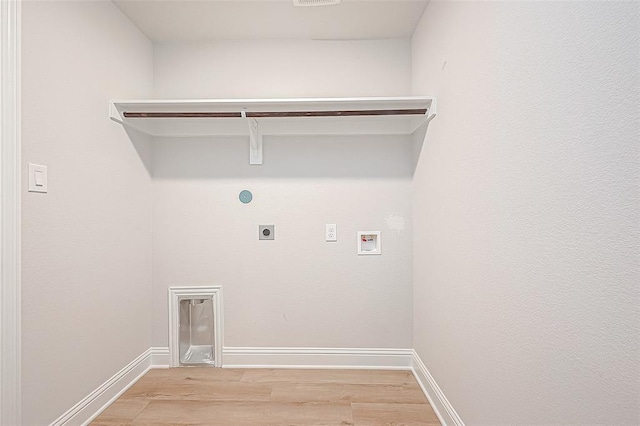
<box><xmin>326</xmin><ymin>224</ymin><xmax>337</xmax><ymax>242</ymax></box>
<box><xmin>259</xmin><ymin>225</ymin><xmax>275</xmax><ymax>240</ymax></box>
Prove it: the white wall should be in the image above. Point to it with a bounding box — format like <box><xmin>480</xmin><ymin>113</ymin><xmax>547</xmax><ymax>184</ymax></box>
<box><xmin>412</xmin><ymin>1</ymin><xmax>639</xmax><ymax>424</ymax></box>
<box><xmin>153</xmin><ymin>136</ymin><xmax>413</xmax><ymax>348</ymax></box>
<box><xmin>152</xmin><ymin>39</ymin><xmax>414</xmax><ymax>349</ymax></box>
<box><xmin>154</xmin><ymin>38</ymin><xmax>411</xmax><ymax>98</ymax></box>
<box><xmin>21</xmin><ymin>2</ymin><xmax>153</xmax><ymax>424</ymax></box>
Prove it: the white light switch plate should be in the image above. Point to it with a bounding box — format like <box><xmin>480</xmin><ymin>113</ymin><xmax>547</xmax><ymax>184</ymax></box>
<box><xmin>28</xmin><ymin>163</ymin><xmax>48</xmax><ymax>193</ymax></box>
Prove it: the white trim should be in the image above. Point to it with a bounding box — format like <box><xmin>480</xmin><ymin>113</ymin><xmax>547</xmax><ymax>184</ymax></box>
<box><xmin>411</xmin><ymin>349</ymin><xmax>464</xmax><ymax>426</ymax></box>
<box><xmin>49</xmin><ymin>347</ymin><xmax>461</xmax><ymax>425</ymax></box>
<box><xmin>0</xmin><ymin>0</ymin><xmax>21</xmax><ymax>424</ymax></box>
<box><xmin>109</xmin><ymin>97</ymin><xmax>435</xmax><ymax>139</ymax></box>
<box><xmin>150</xmin><ymin>346</ymin><xmax>170</xmax><ymax>368</ymax></box>
<box><xmin>168</xmin><ymin>286</ymin><xmax>223</xmax><ymax>368</ymax></box>
<box><xmin>110</xmin><ymin>95</ymin><xmax>435</xmax><ymax>106</ymax></box>
<box><xmin>221</xmin><ymin>347</ymin><xmax>413</xmax><ymax>370</ymax></box>
<box><xmin>50</xmin><ymin>349</ymin><xmax>153</xmax><ymax>426</ymax></box>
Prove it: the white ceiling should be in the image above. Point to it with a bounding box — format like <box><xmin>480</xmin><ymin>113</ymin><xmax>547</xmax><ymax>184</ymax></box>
<box><xmin>112</xmin><ymin>0</ymin><xmax>430</xmax><ymax>42</ymax></box>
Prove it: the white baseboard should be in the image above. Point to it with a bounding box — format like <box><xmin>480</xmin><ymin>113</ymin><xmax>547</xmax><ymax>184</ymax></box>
<box><xmin>51</xmin><ymin>346</ymin><xmax>461</xmax><ymax>426</ymax></box>
<box><xmin>221</xmin><ymin>347</ymin><xmax>414</xmax><ymax>369</ymax></box>
<box><xmin>411</xmin><ymin>349</ymin><xmax>464</xmax><ymax>426</ymax></box>
<box><xmin>50</xmin><ymin>348</ymin><xmax>153</xmax><ymax>426</ymax></box>
<box><xmin>150</xmin><ymin>346</ymin><xmax>170</xmax><ymax>368</ymax></box>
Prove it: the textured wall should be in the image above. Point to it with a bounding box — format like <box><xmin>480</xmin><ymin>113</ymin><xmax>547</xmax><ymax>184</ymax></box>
<box><xmin>411</xmin><ymin>1</ymin><xmax>639</xmax><ymax>424</ymax></box>
<box><xmin>151</xmin><ymin>39</ymin><xmax>414</xmax><ymax>350</ymax></box>
<box><xmin>153</xmin><ymin>38</ymin><xmax>411</xmax><ymax>99</ymax></box>
<box><xmin>21</xmin><ymin>2</ymin><xmax>153</xmax><ymax>424</ymax></box>
<box><xmin>152</xmin><ymin>136</ymin><xmax>414</xmax><ymax>348</ymax></box>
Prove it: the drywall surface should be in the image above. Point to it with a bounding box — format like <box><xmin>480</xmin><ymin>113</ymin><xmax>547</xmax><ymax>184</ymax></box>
<box><xmin>151</xmin><ymin>39</ymin><xmax>414</xmax><ymax>349</ymax></box>
<box><xmin>152</xmin><ymin>135</ymin><xmax>414</xmax><ymax>348</ymax></box>
<box><xmin>412</xmin><ymin>1</ymin><xmax>639</xmax><ymax>424</ymax></box>
<box><xmin>153</xmin><ymin>38</ymin><xmax>411</xmax><ymax>98</ymax></box>
<box><xmin>21</xmin><ymin>2</ymin><xmax>153</xmax><ymax>424</ymax></box>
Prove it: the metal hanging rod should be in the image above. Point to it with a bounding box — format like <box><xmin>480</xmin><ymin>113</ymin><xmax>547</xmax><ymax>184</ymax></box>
<box><xmin>122</xmin><ymin>108</ymin><xmax>428</xmax><ymax>119</ymax></box>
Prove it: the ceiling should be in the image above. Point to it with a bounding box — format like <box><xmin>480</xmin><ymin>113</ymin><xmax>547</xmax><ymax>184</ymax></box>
<box><xmin>112</xmin><ymin>0</ymin><xmax>430</xmax><ymax>42</ymax></box>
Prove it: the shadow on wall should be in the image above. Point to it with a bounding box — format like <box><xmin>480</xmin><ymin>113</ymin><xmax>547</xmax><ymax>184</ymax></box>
<box><xmin>152</xmin><ymin>134</ymin><xmax>417</xmax><ymax>179</ymax></box>
<box><xmin>411</xmin><ymin>120</ymin><xmax>431</xmax><ymax>175</ymax></box>
<box><xmin>124</xmin><ymin>126</ymin><xmax>154</xmax><ymax>176</ymax></box>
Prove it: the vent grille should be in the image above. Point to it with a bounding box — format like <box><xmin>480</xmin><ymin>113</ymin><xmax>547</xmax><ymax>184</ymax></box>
<box><xmin>293</xmin><ymin>0</ymin><xmax>341</xmax><ymax>6</ymax></box>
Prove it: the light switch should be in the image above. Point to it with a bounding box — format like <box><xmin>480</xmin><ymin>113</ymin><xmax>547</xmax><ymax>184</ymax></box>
<box><xmin>34</xmin><ymin>170</ymin><xmax>44</xmax><ymax>186</ymax></box>
<box><xmin>28</xmin><ymin>163</ymin><xmax>48</xmax><ymax>193</ymax></box>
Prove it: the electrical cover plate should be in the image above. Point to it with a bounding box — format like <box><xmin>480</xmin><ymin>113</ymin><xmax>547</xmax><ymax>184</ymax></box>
<box><xmin>28</xmin><ymin>163</ymin><xmax>48</xmax><ymax>193</ymax></box>
<box><xmin>259</xmin><ymin>225</ymin><xmax>275</xmax><ymax>240</ymax></box>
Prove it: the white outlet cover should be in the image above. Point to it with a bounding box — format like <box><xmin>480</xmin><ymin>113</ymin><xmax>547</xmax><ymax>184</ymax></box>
<box><xmin>28</xmin><ymin>163</ymin><xmax>48</xmax><ymax>193</ymax></box>
<box><xmin>326</xmin><ymin>224</ymin><xmax>337</xmax><ymax>242</ymax></box>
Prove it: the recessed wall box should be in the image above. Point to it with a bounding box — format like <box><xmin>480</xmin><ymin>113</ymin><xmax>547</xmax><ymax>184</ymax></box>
<box><xmin>168</xmin><ymin>286</ymin><xmax>222</xmax><ymax>368</ymax></box>
<box><xmin>357</xmin><ymin>231</ymin><xmax>381</xmax><ymax>255</ymax></box>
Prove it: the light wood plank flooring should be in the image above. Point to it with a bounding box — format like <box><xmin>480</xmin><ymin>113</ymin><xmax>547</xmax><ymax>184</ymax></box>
<box><xmin>92</xmin><ymin>368</ymin><xmax>440</xmax><ymax>425</ymax></box>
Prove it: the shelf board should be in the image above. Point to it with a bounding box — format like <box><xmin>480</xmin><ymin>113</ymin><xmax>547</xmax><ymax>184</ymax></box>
<box><xmin>110</xmin><ymin>96</ymin><xmax>436</xmax><ymax>138</ymax></box>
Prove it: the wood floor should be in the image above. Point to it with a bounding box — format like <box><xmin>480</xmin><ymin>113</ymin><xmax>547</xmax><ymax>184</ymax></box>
<box><xmin>92</xmin><ymin>368</ymin><xmax>440</xmax><ymax>425</ymax></box>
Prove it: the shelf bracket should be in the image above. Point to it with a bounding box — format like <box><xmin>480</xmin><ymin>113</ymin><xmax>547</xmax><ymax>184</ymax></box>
<box><xmin>426</xmin><ymin>98</ymin><xmax>437</xmax><ymax>124</ymax></box>
<box><xmin>243</xmin><ymin>110</ymin><xmax>263</xmax><ymax>165</ymax></box>
<box><xmin>109</xmin><ymin>101</ymin><xmax>124</xmax><ymax>124</ymax></box>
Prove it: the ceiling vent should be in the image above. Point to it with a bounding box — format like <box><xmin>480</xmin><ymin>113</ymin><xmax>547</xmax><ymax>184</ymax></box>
<box><xmin>293</xmin><ymin>0</ymin><xmax>341</xmax><ymax>6</ymax></box>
